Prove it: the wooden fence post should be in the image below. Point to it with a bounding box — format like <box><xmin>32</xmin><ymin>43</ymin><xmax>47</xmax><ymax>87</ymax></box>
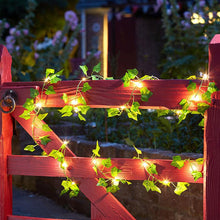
<box><xmin>204</xmin><ymin>34</ymin><xmax>220</xmax><ymax>220</ymax></box>
<box><xmin>0</xmin><ymin>45</ymin><xmax>13</xmax><ymax>220</ymax></box>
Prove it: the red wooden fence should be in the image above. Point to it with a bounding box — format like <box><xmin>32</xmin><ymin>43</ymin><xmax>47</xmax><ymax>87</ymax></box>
<box><xmin>0</xmin><ymin>34</ymin><xmax>220</xmax><ymax>220</ymax></box>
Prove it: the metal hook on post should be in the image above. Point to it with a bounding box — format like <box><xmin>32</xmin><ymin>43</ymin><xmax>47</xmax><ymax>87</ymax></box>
<box><xmin>0</xmin><ymin>90</ymin><xmax>17</xmax><ymax>113</ymax></box>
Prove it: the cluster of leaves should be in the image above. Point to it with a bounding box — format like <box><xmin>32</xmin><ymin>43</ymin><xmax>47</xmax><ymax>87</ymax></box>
<box><xmin>160</xmin><ymin>0</ymin><xmax>220</xmax><ymax>78</ymax></box>
<box><xmin>19</xmin><ymin>68</ymin><xmax>63</xmax><ymax>151</ymax></box>
<box><xmin>178</xmin><ymin>80</ymin><xmax>218</xmax><ymax>124</ymax></box>
<box><xmin>92</xmin><ymin>141</ymin><xmax>131</xmax><ymax>193</ymax></box>
<box><xmin>108</xmin><ymin>68</ymin><xmax>153</xmax><ymax>121</ymax></box>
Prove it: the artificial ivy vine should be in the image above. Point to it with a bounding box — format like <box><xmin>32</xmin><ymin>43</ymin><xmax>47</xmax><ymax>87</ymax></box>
<box><xmin>19</xmin><ymin>65</ymin><xmax>216</xmax><ymax>197</ymax></box>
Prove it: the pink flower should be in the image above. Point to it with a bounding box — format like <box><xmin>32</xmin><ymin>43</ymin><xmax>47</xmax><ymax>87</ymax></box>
<box><xmin>9</xmin><ymin>27</ymin><xmax>16</xmax><ymax>35</ymax></box>
<box><xmin>6</xmin><ymin>35</ymin><xmax>15</xmax><ymax>44</ymax></box>
<box><xmin>34</xmin><ymin>52</ymin><xmax>39</xmax><ymax>59</ymax></box>
<box><xmin>16</xmin><ymin>30</ymin><xmax>21</xmax><ymax>36</ymax></box>
<box><xmin>23</xmin><ymin>29</ymin><xmax>29</xmax><ymax>35</ymax></box>
<box><xmin>94</xmin><ymin>50</ymin><xmax>101</xmax><ymax>59</ymax></box>
<box><xmin>4</xmin><ymin>22</ymin><xmax>10</xmax><ymax>29</ymax></box>
<box><xmin>33</xmin><ymin>40</ymin><xmax>38</xmax><ymax>50</ymax></box>
<box><xmin>184</xmin><ymin>11</ymin><xmax>191</xmax><ymax>19</ymax></box>
<box><xmin>64</xmin><ymin>10</ymin><xmax>78</xmax><ymax>30</ymax></box>
<box><xmin>199</xmin><ymin>0</ymin><xmax>206</xmax><ymax>7</ymax></box>
<box><xmin>71</xmin><ymin>39</ymin><xmax>78</xmax><ymax>47</ymax></box>
<box><xmin>52</xmin><ymin>30</ymin><xmax>62</xmax><ymax>45</ymax></box>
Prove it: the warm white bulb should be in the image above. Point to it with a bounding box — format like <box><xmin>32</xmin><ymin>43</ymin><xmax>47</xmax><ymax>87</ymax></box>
<box><xmin>190</xmin><ymin>94</ymin><xmax>202</xmax><ymax>102</ymax></box>
<box><xmin>202</xmin><ymin>73</ymin><xmax>209</xmax><ymax>80</ymax></box>
<box><xmin>133</xmin><ymin>81</ymin><xmax>143</xmax><ymax>88</ymax></box>
<box><xmin>82</xmin><ymin>77</ymin><xmax>86</xmax><ymax>81</ymax></box>
<box><xmin>120</xmin><ymin>105</ymin><xmax>126</xmax><ymax>110</ymax></box>
<box><xmin>162</xmin><ymin>179</ymin><xmax>170</xmax><ymax>186</ymax></box>
<box><xmin>112</xmin><ymin>178</ymin><xmax>119</xmax><ymax>186</ymax></box>
<box><xmin>72</xmin><ymin>181</ymin><xmax>76</xmax><ymax>185</ymax></box>
<box><xmin>44</xmin><ymin>77</ymin><xmax>50</xmax><ymax>82</ymax></box>
<box><xmin>190</xmin><ymin>163</ymin><xmax>198</xmax><ymax>173</ymax></box>
<box><xmin>92</xmin><ymin>159</ymin><xmax>98</xmax><ymax>165</ymax></box>
<box><xmin>71</xmin><ymin>99</ymin><xmax>78</xmax><ymax>105</ymax></box>
<box><xmin>63</xmin><ymin>140</ymin><xmax>69</xmax><ymax>145</ymax></box>
<box><xmin>61</xmin><ymin>161</ymin><xmax>68</xmax><ymax>169</ymax></box>
<box><xmin>35</xmin><ymin>102</ymin><xmax>42</xmax><ymax>109</ymax></box>
<box><xmin>142</xmin><ymin>161</ymin><xmax>149</xmax><ymax>168</ymax></box>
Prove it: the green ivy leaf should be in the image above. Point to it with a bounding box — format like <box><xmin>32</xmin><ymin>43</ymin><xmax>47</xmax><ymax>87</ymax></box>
<box><xmin>46</xmin><ymin>68</ymin><xmax>55</xmax><ymax>77</ymax></box>
<box><xmin>121</xmin><ymin>72</ymin><xmax>131</xmax><ymax>87</ymax></box>
<box><xmin>187</xmin><ymin>81</ymin><xmax>197</xmax><ymax>91</ymax></box>
<box><xmin>197</xmin><ymin>103</ymin><xmax>210</xmax><ymax>114</ymax></box>
<box><xmin>107</xmin><ymin>108</ymin><xmax>121</xmax><ymax>117</ymax></box>
<box><xmin>191</xmin><ymin>171</ymin><xmax>202</xmax><ymax>181</ymax></box>
<box><xmin>171</xmin><ymin>155</ymin><xmax>185</xmax><ymax>169</ymax></box>
<box><xmin>49</xmin><ymin>149</ymin><xmax>64</xmax><ymax>161</ymax></box>
<box><xmin>97</xmin><ymin>178</ymin><xmax>108</xmax><ymax>187</ymax></box>
<box><xmin>92</xmin><ymin>140</ymin><xmax>100</xmax><ymax>157</ymax></box>
<box><xmin>198</xmin><ymin>118</ymin><xmax>204</xmax><ymax>127</ymax></box>
<box><xmin>93</xmin><ymin>166</ymin><xmax>98</xmax><ymax>175</ymax></box>
<box><xmin>102</xmin><ymin>158</ymin><xmax>112</xmax><ymax>168</ymax></box>
<box><xmin>157</xmin><ymin>110</ymin><xmax>170</xmax><ymax>117</ymax></box>
<box><xmin>62</xmin><ymin>93</ymin><xmax>68</xmax><ymax>103</ymax></box>
<box><xmin>69</xmin><ymin>188</ymin><xmax>79</xmax><ymax>198</ymax></box>
<box><xmin>187</xmin><ymin>75</ymin><xmax>197</xmax><ymax>80</ymax></box>
<box><xmin>24</xmin><ymin>145</ymin><xmax>36</xmax><ymax>152</ymax></box>
<box><xmin>40</xmin><ymin>135</ymin><xmax>51</xmax><ymax>145</ymax></box>
<box><xmin>45</xmin><ymin>86</ymin><xmax>56</xmax><ymax>95</ymax></box>
<box><xmin>78</xmin><ymin>112</ymin><xmax>86</xmax><ymax>121</ymax></box>
<box><xmin>179</xmin><ymin>99</ymin><xmax>190</xmax><ymax>111</ymax></box>
<box><xmin>127</xmin><ymin>68</ymin><xmax>138</xmax><ymax>79</ymax></box>
<box><xmin>140</xmin><ymin>87</ymin><xmax>153</xmax><ymax>102</ymax></box>
<box><xmin>82</xmin><ymin>82</ymin><xmax>92</xmax><ymax>92</ymax></box>
<box><xmin>23</xmin><ymin>98</ymin><xmax>35</xmax><ymax>111</ymax></box>
<box><xmin>143</xmin><ymin>180</ymin><xmax>161</xmax><ymax>193</ymax></box>
<box><xmin>202</xmin><ymin>91</ymin><xmax>212</xmax><ymax>103</ymax></box>
<box><xmin>30</xmin><ymin>88</ymin><xmax>39</xmax><ymax>99</ymax></box>
<box><xmin>77</xmin><ymin>96</ymin><xmax>86</xmax><ymax>105</ymax></box>
<box><xmin>42</xmin><ymin>124</ymin><xmax>52</xmax><ymax>132</ymax></box>
<box><xmin>147</xmin><ymin>163</ymin><xmax>158</xmax><ymax>175</ymax></box>
<box><xmin>93</xmin><ymin>62</ymin><xmax>101</xmax><ymax>73</ymax></box>
<box><xmin>50</xmin><ymin>74</ymin><xmax>61</xmax><ymax>84</ymax></box>
<box><xmin>56</xmin><ymin>69</ymin><xmax>64</xmax><ymax>76</ymax></box>
<box><xmin>19</xmin><ymin>110</ymin><xmax>31</xmax><ymax>120</ymax></box>
<box><xmin>131</xmin><ymin>102</ymin><xmax>141</xmax><ymax>115</ymax></box>
<box><xmin>79</xmin><ymin>65</ymin><xmax>88</xmax><ymax>76</ymax></box>
<box><xmin>140</xmin><ymin>75</ymin><xmax>153</xmax><ymax>80</ymax></box>
<box><xmin>105</xmin><ymin>77</ymin><xmax>114</xmax><ymax>80</ymax></box>
<box><xmin>174</xmin><ymin>182</ymin><xmax>189</xmax><ymax>195</ymax></box>
<box><xmin>196</xmin><ymin>158</ymin><xmax>204</xmax><ymax>164</ymax></box>
<box><xmin>133</xmin><ymin>145</ymin><xmax>142</xmax><ymax>157</ymax></box>
<box><xmin>106</xmin><ymin>185</ymin><xmax>120</xmax><ymax>193</ymax></box>
<box><xmin>77</xmin><ymin>105</ymin><xmax>90</xmax><ymax>115</ymax></box>
<box><xmin>111</xmin><ymin>167</ymin><xmax>121</xmax><ymax>177</ymax></box>
<box><xmin>59</xmin><ymin>105</ymin><xmax>73</xmax><ymax>117</ymax></box>
<box><xmin>178</xmin><ymin>110</ymin><xmax>190</xmax><ymax>124</ymax></box>
<box><xmin>38</xmin><ymin>113</ymin><xmax>48</xmax><ymax>120</ymax></box>
<box><xmin>207</xmin><ymin>82</ymin><xmax>218</xmax><ymax>93</ymax></box>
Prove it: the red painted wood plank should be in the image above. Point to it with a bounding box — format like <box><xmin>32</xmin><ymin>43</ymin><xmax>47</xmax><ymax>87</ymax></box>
<box><xmin>204</xmin><ymin>34</ymin><xmax>220</xmax><ymax>220</ymax></box>
<box><xmin>1</xmin><ymin>79</ymin><xmax>207</xmax><ymax>110</ymax></box>
<box><xmin>0</xmin><ymin>45</ymin><xmax>13</xmax><ymax>220</ymax></box>
<box><xmin>8</xmin><ymin>215</ymin><xmax>73</xmax><ymax>220</ymax></box>
<box><xmin>11</xmin><ymin>107</ymin><xmax>135</xmax><ymax>219</ymax></box>
<box><xmin>8</xmin><ymin>155</ymin><xmax>203</xmax><ymax>183</ymax></box>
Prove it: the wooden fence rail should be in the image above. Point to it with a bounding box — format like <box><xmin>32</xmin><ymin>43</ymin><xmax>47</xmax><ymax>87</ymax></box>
<box><xmin>1</xmin><ymin>34</ymin><xmax>220</xmax><ymax>220</ymax></box>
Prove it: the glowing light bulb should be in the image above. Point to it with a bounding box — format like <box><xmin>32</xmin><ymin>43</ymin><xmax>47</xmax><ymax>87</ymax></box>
<box><xmin>61</xmin><ymin>161</ymin><xmax>68</xmax><ymax>169</ymax></box>
<box><xmin>142</xmin><ymin>161</ymin><xmax>149</xmax><ymax>168</ymax></box>
<box><xmin>175</xmin><ymin>110</ymin><xmax>182</xmax><ymax>116</ymax></box>
<box><xmin>190</xmin><ymin>163</ymin><xmax>198</xmax><ymax>173</ymax></box>
<box><xmin>35</xmin><ymin>102</ymin><xmax>42</xmax><ymax>109</ymax></box>
<box><xmin>190</xmin><ymin>94</ymin><xmax>202</xmax><ymax>102</ymax></box>
<box><xmin>162</xmin><ymin>179</ymin><xmax>170</xmax><ymax>186</ymax></box>
<box><xmin>92</xmin><ymin>159</ymin><xmax>98</xmax><ymax>165</ymax></box>
<box><xmin>44</xmin><ymin>77</ymin><xmax>50</xmax><ymax>83</ymax></box>
<box><xmin>63</xmin><ymin>140</ymin><xmax>69</xmax><ymax>145</ymax></box>
<box><xmin>112</xmin><ymin>178</ymin><xmax>119</xmax><ymax>186</ymax></box>
<box><xmin>133</xmin><ymin>81</ymin><xmax>143</xmax><ymax>88</ymax></box>
<box><xmin>120</xmin><ymin>105</ymin><xmax>126</xmax><ymax>110</ymax></box>
<box><xmin>82</xmin><ymin>77</ymin><xmax>86</xmax><ymax>81</ymax></box>
<box><xmin>71</xmin><ymin>99</ymin><xmax>78</xmax><ymax>105</ymax></box>
<box><xmin>72</xmin><ymin>181</ymin><xmax>76</xmax><ymax>185</ymax></box>
<box><xmin>202</xmin><ymin>73</ymin><xmax>209</xmax><ymax>80</ymax></box>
